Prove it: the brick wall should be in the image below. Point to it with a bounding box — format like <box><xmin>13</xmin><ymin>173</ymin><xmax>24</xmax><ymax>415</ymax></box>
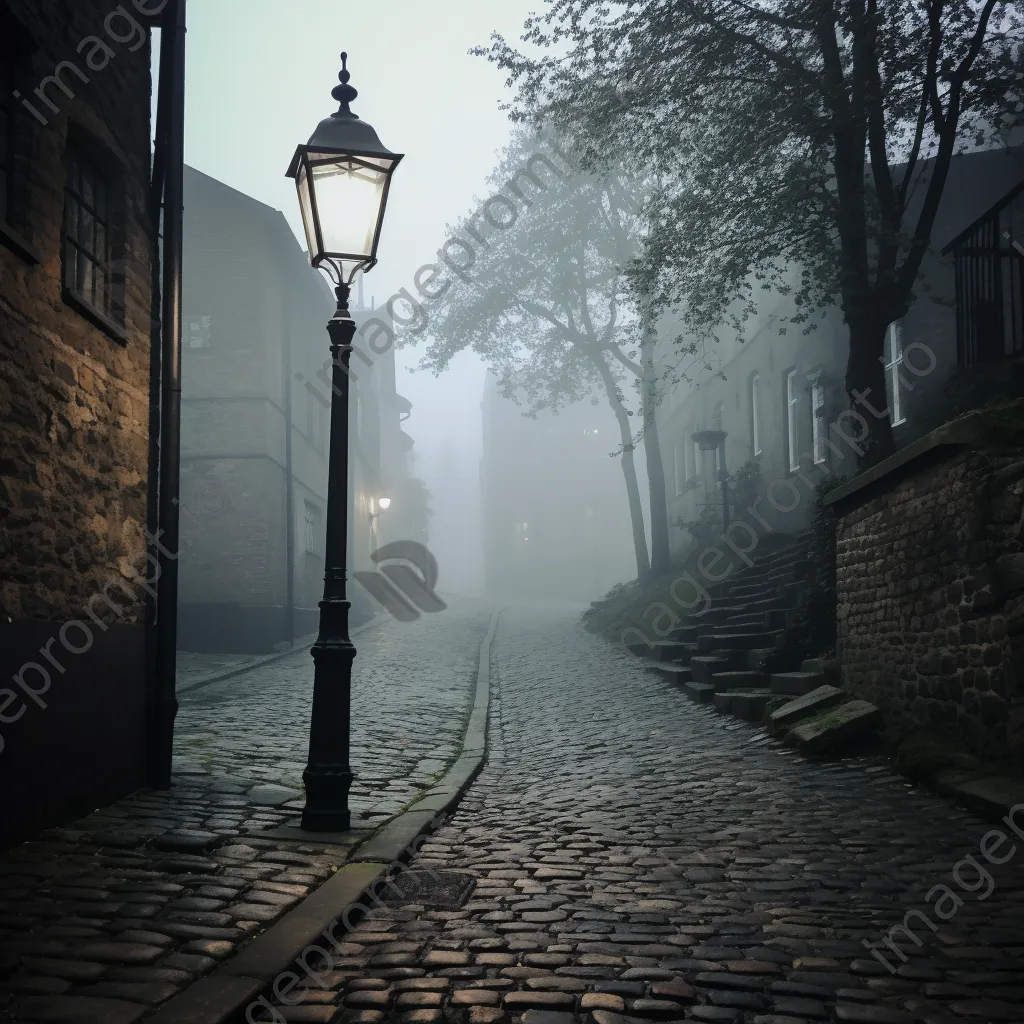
<box><xmin>0</xmin><ymin>0</ymin><xmax>156</xmax><ymax>624</ymax></box>
<box><xmin>836</xmin><ymin>448</ymin><xmax>1024</xmax><ymax>763</ymax></box>
<box><xmin>0</xmin><ymin>0</ymin><xmax>157</xmax><ymax>844</ymax></box>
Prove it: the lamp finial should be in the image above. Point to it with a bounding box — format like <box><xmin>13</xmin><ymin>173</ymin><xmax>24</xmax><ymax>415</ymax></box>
<box><xmin>332</xmin><ymin>51</ymin><xmax>358</xmax><ymax>114</ymax></box>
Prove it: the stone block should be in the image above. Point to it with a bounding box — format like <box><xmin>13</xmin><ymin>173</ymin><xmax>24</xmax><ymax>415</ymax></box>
<box><xmin>787</xmin><ymin>700</ymin><xmax>882</xmax><ymax>754</ymax></box>
<box><xmin>767</xmin><ymin>686</ymin><xmax>846</xmax><ymax>737</ymax></box>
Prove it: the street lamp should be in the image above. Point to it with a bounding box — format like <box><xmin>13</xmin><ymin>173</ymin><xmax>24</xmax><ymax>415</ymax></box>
<box><xmin>286</xmin><ymin>52</ymin><xmax>403</xmax><ymax>832</ymax></box>
<box><xmin>692</xmin><ymin>429</ymin><xmax>730</xmax><ymax>533</ymax></box>
<box><xmin>377</xmin><ymin>496</ymin><xmax>391</xmax><ymax>511</ymax></box>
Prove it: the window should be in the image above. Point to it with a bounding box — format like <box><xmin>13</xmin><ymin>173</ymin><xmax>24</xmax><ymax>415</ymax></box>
<box><xmin>786</xmin><ymin>369</ymin><xmax>799</xmax><ymax>472</ymax></box>
<box><xmin>812</xmin><ymin>380</ymin><xmax>827</xmax><ymax>465</ymax></box>
<box><xmin>303</xmin><ymin>502</ymin><xmax>323</xmax><ymax>556</ymax></box>
<box><xmin>673</xmin><ymin>443</ymin><xmax>685</xmax><ymax>495</ymax></box>
<box><xmin>884</xmin><ymin>321</ymin><xmax>907</xmax><ymax>426</ymax></box>
<box><xmin>185</xmin><ymin>316</ymin><xmax>211</xmax><ymax>349</ymax></box>
<box><xmin>63</xmin><ymin>145</ymin><xmax>121</xmax><ymax>328</ymax></box>
<box><xmin>750</xmin><ymin>374</ymin><xmax>762</xmax><ymax>456</ymax></box>
<box><xmin>515</xmin><ymin>521</ymin><xmax>529</xmax><ymax>541</ymax></box>
<box><xmin>690</xmin><ymin>433</ymin><xmax>702</xmax><ymax>479</ymax></box>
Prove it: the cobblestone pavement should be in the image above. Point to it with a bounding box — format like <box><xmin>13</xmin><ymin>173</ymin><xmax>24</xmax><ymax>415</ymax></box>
<box><xmin>0</xmin><ymin>599</ymin><xmax>491</xmax><ymax>1023</ymax></box>
<box><xmin>263</xmin><ymin>606</ymin><xmax>1024</xmax><ymax>1024</ymax></box>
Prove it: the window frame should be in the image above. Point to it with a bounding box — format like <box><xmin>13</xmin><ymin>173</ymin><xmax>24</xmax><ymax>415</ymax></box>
<box><xmin>303</xmin><ymin>501</ymin><xmax>323</xmax><ymax>557</ymax></box>
<box><xmin>811</xmin><ymin>380</ymin><xmax>827</xmax><ymax>465</ymax></box>
<box><xmin>785</xmin><ymin>369</ymin><xmax>800</xmax><ymax>473</ymax></box>
<box><xmin>884</xmin><ymin>320</ymin><xmax>907</xmax><ymax>427</ymax></box>
<box><xmin>61</xmin><ymin>135</ymin><xmax>128</xmax><ymax>343</ymax></box>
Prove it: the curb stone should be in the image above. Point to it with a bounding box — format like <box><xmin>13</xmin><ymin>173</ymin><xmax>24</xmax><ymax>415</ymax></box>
<box><xmin>144</xmin><ymin>608</ymin><xmax>501</xmax><ymax>1024</ymax></box>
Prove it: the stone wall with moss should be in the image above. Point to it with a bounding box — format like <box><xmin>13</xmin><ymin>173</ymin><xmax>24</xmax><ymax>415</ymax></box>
<box><xmin>835</xmin><ymin>446</ymin><xmax>1024</xmax><ymax>765</ymax></box>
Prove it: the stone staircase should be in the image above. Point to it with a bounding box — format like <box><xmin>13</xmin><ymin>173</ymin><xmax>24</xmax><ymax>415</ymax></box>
<box><xmin>639</xmin><ymin>533</ymin><xmax>882</xmax><ymax>753</ymax></box>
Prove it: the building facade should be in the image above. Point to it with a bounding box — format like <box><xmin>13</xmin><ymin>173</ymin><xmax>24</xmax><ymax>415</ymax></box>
<box><xmin>655</xmin><ymin>146</ymin><xmax>1024</xmax><ymax>559</ymax></box>
<box><xmin>176</xmin><ymin>167</ymin><xmax>415</xmax><ymax>653</ymax></box>
<box><xmin>480</xmin><ymin>372</ymin><xmax>641</xmax><ymax>602</ymax></box>
<box><xmin>0</xmin><ymin>0</ymin><xmax>159</xmax><ymax>845</ymax></box>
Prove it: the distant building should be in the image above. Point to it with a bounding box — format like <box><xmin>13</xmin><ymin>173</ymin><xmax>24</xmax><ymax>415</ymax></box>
<box><xmin>177</xmin><ymin>167</ymin><xmax>415</xmax><ymax>653</ymax></box>
<box><xmin>0</xmin><ymin>0</ymin><xmax>158</xmax><ymax>844</ymax></box>
<box><xmin>480</xmin><ymin>372</ymin><xmax>639</xmax><ymax>601</ymax></box>
<box><xmin>655</xmin><ymin>146</ymin><xmax>1024</xmax><ymax>556</ymax></box>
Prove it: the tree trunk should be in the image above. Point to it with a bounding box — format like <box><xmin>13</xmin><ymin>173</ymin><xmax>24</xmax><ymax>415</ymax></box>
<box><xmin>844</xmin><ymin>316</ymin><xmax>896</xmax><ymax>468</ymax></box>
<box><xmin>592</xmin><ymin>354</ymin><xmax>650</xmax><ymax>580</ymax></box>
<box><xmin>640</xmin><ymin>325</ymin><xmax>672</xmax><ymax>577</ymax></box>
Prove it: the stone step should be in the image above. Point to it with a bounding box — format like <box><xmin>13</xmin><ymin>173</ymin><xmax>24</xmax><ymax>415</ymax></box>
<box><xmin>699</xmin><ymin>630</ymin><xmax>778</xmax><ymax>653</ymax></box>
<box><xmin>652</xmin><ymin>664</ymin><xmax>692</xmax><ymax>684</ymax></box>
<box><xmin>745</xmin><ymin>648</ymin><xmax>775</xmax><ymax>671</ymax></box>
<box><xmin>710</xmin><ymin>670</ymin><xmax>764</xmax><ymax>692</ymax></box>
<box><xmin>800</xmin><ymin>657</ymin><xmax>838</xmax><ymax>678</ymax></box>
<box><xmin>767</xmin><ymin>684</ymin><xmax>846</xmax><ymax>736</ymax></box>
<box><xmin>683</xmin><ymin>681</ymin><xmax>717</xmax><ymax>703</ymax></box>
<box><xmin>652</xmin><ymin>641</ymin><xmax>692</xmax><ymax>663</ymax></box>
<box><xmin>770</xmin><ymin>670</ymin><xmax>826</xmax><ymax>695</ymax></box>
<box><xmin>731</xmin><ymin>689</ymin><xmax>775</xmax><ymax>721</ymax></box>
<box><xmin>787</xmin><ymin>699</ymin><xmax>882</xmax><ymax>754</ymax></box>
<box><xmin>724</xmin><ymin>612</ymin><xmax>766</xmax><ymax>627</ymax></box>
<box><xmin>689</xmin><ymin>655</ymin><xmax>731</xmax><ymax>684</ymax></box>
<box><xmin>714</xmin><ymin>688</ymin><xmax>773</xmax><ymax>720</ymax></box>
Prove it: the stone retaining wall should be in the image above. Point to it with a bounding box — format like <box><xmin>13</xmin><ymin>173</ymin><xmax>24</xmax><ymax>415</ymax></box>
<box><xmin>835</xmin><ymin>447</ymin><xmax>1024</xmax><ymax>763</ymax></box>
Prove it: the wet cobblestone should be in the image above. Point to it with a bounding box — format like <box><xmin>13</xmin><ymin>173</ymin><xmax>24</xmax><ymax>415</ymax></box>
<box><xmin>259</xmin><ymin>606</ymin><xmax>1024</xmax><ymax>1024</ymax></box>
<box><xmin>0</xmin><ymin>601</ymin><xmax>489</xmax><ymax>1022</ymax></box>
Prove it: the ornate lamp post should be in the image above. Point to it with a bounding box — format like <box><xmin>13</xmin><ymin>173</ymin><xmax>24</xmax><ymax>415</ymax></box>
<box><xmin>692</xmin><ymin>429</ymin><xmax>730</xmax><ymax>533</ymax></box>
<box><xmin>286</xmin><ymin>52</ymin><xmax>403</xmax><ymax>831</ymax></box>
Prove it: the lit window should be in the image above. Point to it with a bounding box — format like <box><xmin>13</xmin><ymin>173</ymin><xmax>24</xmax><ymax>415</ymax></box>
<box><xmin>884</xmin><ymin>321</ymin><xmax>907</xmax><ymax>426</ymax></box>
<box><xmin>751</xmin><ymin>374</ymin><xmax>761</xmax><ymax>456</ymax></box>
<box><xmin>786</xmin><ymin>369</ymin><xmax>799</xmax><ymax>472</ymax></box>
<box><xmin>812</xmin><ymin>381</ymin><xmax>826</xmax><ymax>464</ymax></box>
<box><xmin>690</xmin><ymin>431</ymin><xmax>701</xmax><ymax>479</ymax></box>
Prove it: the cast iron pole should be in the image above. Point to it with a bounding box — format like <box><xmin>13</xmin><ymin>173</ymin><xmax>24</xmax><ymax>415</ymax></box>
<box><xmin>301</xmin><ymin>282</ymin><xmax>357</xmax><ymax>831</ymax></box>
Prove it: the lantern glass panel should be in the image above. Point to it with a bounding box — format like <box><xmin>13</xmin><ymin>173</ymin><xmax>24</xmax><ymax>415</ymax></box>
<box><xmin>308</xmin><ymin>153</ymin><xmax>393</xmax><ymax>260</ymax></box>
<box><xmin>296</xmin><ymin>162</ymin><xmax>318</xmax><ymax>257</ymax></box>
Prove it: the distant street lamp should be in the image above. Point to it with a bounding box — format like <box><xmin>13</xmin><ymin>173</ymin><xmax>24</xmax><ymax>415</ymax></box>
<box><xmin>286</xmin><ymin>52</ymin><xmax>403</xmax><ymax>832</ymax></box>
<box><xmin>692</xmin><ymin>429</ymin><xmax>730</xmax><ymax>533</ymax></box>
<box><xmin>377</xmin><ymin>496</ymin><xmax>392</xmax><ymax>511</ymax></box>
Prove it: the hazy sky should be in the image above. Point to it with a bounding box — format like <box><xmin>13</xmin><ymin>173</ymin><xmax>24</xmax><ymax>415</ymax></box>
<box><xmin>178</xmin><ymin>0</ymin><xmax>543</xmax><ymax>593</ymax></box>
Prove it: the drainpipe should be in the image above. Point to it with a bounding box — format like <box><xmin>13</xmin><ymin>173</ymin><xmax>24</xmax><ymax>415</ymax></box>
<box><xmin>148</xmin><ymin>0</ymin><xmax>187</xmax><ymax>789</ymax></box>
<box><xmin>281</xmin><ymin>268</ymin><xmax>296</xmax><ymax>648</ymax></box>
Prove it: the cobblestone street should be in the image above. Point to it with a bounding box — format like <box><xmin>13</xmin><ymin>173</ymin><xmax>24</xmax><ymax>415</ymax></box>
<box><xmin>174</xmin><ymin>600</ymin><xmax>491</xmax><ymax>821</ymax></box>
<box><xmin>0</xmin><ymin>599</ymin><xmax>491</xmax><ymax>1023</ymax></box>
<box><xmin>266</xmin><ymin>605</ymin><xmax>1024</xmax><ymax>1024</ymax></box>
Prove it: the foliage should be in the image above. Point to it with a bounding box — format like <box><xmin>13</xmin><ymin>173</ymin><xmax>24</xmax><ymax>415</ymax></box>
<box><xmin>675</xmin><ymin>501</ymin><xmax>723</xmax><ymax>552</ymax></box>
<box><xmin>728</xmin><ymin>459</ymin><xmax>764</xmax><ymax>511</ymax></box>
<box><xmin>479</xmin><ymin>1</ymin><xmax>1023</xmax><ymax>462</ymax></box>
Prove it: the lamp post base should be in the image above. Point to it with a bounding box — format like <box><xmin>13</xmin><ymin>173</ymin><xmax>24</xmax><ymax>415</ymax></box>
<box><xmin>301</xmin><ymin>764</ymin><xmax>354</xmax><ymax>832</ymax></box>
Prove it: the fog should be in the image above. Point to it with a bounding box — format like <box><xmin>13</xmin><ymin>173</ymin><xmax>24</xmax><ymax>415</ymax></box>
<box><xmin>173</xmin><ymin>0</ymin><xmax>646</xmax><ymax>615</ymax></box>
